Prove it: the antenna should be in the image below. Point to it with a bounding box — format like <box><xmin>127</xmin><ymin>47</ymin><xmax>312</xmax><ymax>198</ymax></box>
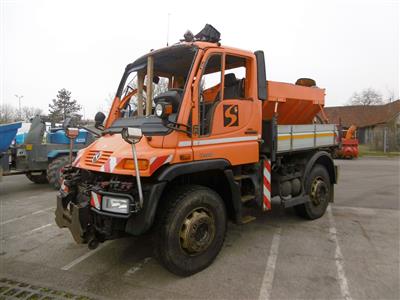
<box><xmin>166</xmin><ymin>13</ymin><xmax>171</xmax><ymax>46</ymax></box>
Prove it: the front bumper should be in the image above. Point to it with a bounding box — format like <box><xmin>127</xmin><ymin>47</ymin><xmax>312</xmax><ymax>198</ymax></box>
<box><xmin>55</xmin><ymin>181</ymin><xmax>166</xmax><ymax>243</ymax></box>
<box><xmin>55</xmin><ymin>194</ymin><xmax>90</xmax><ymax>244</ymax></box>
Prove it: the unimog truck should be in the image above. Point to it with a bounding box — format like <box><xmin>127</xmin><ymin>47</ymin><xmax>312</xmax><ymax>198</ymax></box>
<box><xmin>56</xmin><ymin>25</ymin><xmax>339</xmax><ymax>276</ymax></box>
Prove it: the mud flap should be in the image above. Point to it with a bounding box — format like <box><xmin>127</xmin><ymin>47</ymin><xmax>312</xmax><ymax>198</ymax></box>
<box><xmin>55</xmin><ymin>194</ymin><xmax>89</xmax><ymax>244</ymax></box>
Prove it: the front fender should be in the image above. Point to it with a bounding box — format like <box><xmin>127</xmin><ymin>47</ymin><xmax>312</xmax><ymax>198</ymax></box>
<box><xmin>156</xmin><ymin>159</ymin><xmax>230</xmax><ymax>181</ymax></box>
<box><xmin>124</xmin><ymin>182</ymin><xmax>166</xmax><ymax>235</ymax></box>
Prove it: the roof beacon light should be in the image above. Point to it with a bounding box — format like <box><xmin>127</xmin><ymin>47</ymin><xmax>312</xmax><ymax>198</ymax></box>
<box><xmin>182</xmin><ymin>24</ymin><xmax>221</xmax><ymax>43</ymax></box>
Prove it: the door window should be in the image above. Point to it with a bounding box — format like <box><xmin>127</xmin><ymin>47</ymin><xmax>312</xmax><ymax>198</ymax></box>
<box><xmin>199</xmin><ymin>54</ymin><xmax>222</xmax><ymax>136</ymax></box>
<box><xmin>224</xmin><ymin>55</ymin><xmax>248</xmax><ymax>99</ymax></box>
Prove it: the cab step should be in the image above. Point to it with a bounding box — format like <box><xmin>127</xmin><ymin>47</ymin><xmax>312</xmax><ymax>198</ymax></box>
<box><xmin>240</xmin><ymin>215</ymin><xmax>256</xmax><ymax>224</ymax></box>
<box><xmin>234</xmin><ymin>174</ymin><xmax>252</xmax><ymax>181</ymax></box>
<box><xmin>241</xmin><ymin>194</ymin><xmax>255</xmax><ymax>203</ymax></box>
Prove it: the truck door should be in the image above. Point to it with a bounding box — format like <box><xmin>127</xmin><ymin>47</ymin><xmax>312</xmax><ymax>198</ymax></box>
<box><xmin>192</xmin><ymin>52</ymin><xmax>260</xmax><ymax>165</ymax></box>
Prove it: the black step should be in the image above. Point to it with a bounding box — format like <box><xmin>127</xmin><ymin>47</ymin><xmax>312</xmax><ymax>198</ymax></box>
<box><xmin>234</xmin><ymin>174</ymin><xmax>252</xmax><ymax>181</ymax></box>
<box><xmin>241</xmin><ymin>194</ymin><xmax>255</xmax><ymax>203</ymax></box>
<box><xmin>240</xmin><ymin>215</ymin><xmax>256</xmax><ymax>224</ymax></box>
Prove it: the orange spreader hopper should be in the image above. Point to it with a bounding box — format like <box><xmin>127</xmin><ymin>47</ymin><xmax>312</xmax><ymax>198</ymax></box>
<box><xmin>263</xmin><ymin>81</ymin><xmax>325</xmax><ymax>125</ymax></box>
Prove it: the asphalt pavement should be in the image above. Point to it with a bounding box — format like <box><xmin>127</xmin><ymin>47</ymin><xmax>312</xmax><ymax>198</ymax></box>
<box><xmin>0</xmin><ymin>157</ymin><xmax>399</xmax><ymax>299</ymax></box>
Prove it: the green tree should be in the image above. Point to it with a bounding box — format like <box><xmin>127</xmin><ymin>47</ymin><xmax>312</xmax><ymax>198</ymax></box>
<box><xmin>48</xmin><ymin>89</ymin><xmax>81</xmax><ymax>122</ymax></box>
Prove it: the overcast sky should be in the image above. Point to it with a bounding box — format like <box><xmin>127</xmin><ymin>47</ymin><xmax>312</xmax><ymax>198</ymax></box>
<box><xmin>1</xmin><ymin>0</ymin><xmax>399</xmax><ymax>118</ymax></box>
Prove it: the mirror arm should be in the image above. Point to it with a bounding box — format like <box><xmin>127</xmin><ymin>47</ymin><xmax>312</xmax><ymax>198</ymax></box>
<box><xmin>80</xmin><ymin>125</ymin><xmax>101</xmax><ymax>137</ymax></box>
<box><xmin>164</xmin><ymin>121</ymin><xmax>192</xmax><ymax>135</ymax></box>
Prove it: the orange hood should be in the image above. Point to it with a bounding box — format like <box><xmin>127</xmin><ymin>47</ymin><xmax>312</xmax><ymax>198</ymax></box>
<box><xmin>72</xmin><ymin>134</ymin><xmax>175</xmax><ymax>177</ymax></box>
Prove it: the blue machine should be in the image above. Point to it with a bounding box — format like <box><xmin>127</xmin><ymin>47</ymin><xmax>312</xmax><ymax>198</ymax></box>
<box><xmin>48</xmin><ymin>128</ymin><xmax>89</xmax><ymax>144</ymax></box>
<box><xmin>0</xmin><ymin>122</ymin><xmax>22</xmax><ymax>152</ymax></box>
<box><xmin>15</xmin><ymin>133</ymin><xmax>28</xmax><ymax>145</ymax></box>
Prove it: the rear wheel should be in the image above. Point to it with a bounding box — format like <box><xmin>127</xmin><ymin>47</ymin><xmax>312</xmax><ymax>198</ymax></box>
<box><xmin>154</xmin><ymin>185</ymin><xmax>227</xmax><ymax>276</ymax></box>
<box><xmin>47</xmin><ymin>155</ymin><xmax>71</xmax><ymax>189</ymax></box>
<box><xmin>294</xmin><ymin>164</ymin><xmax>332</xmax><ymax>220</ymax></box>
<box><xmin>26</xmin><ymin>171</ymin><xmax>48</xmax><ymax>184</ymax></box>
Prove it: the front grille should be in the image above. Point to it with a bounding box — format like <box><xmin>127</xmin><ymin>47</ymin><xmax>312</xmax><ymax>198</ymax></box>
<box><xmin>84</xmin><ymin>150</ymin><xmax>113</xmax><ymax>167</ymax></box>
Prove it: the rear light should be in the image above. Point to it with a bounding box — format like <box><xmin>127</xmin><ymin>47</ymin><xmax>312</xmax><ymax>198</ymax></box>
<box><xmin>90</xmin><ymin>192</ymin><xmax>102</xmax><ymax>210</ymax></box>
<box><xmin>120</xmin><ymin>159</ymin><xmax>149</xmax><ymax>170</ymax></box>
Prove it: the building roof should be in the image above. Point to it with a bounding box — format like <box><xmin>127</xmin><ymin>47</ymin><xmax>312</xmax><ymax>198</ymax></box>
<box><xmin>321</xmin><ymin>100</ymin><xmax>400</xmax><ymax>128</ymax></box>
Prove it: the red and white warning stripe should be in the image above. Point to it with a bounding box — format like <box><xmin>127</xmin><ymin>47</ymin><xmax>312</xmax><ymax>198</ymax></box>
<box><xmin>100</xmin><ymin>156</ymin><xmax>121</xmax><ymax>173</ymax></box>
<box><xmin>72</xmin><ymin>149</ymin><xmax>84</xmax><ymax>167</ymax></box>
<box><xmin>149</xmin><ymin>155</ymin><xmax>173</xmax><ymax>174</ymax></box>
<box><xmin>263</xmin><ymin>159</ymin><xmax>272</xmax><ymax>211</ymax></box>
<box><xmin>60</xmin><ymin>179</ymin><xmax>69</xmax><ymax>193</ymax></box>
<box><xmin>90</xmin><ymin>191</ymin><xmax>101</xmax><ymax>210</ymax></box>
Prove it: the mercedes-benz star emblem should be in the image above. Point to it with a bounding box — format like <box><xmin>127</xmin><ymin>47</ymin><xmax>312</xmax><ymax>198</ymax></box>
<box><xmin>92</xmin><ymin>151</ymin><xmax>102</xmax><ymax>163</ymax></box>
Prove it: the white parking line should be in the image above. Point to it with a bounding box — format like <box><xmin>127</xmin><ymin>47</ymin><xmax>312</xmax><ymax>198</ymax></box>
<box><xmin>61</xmin><ymin>242</ymin><xmax>110</xmax><ymax>271</ymax></box>
<box><xmin>258</xmin><ymin>227</ymin><xmax>282</xmax><ymax>300</ymax></box>
<box><xmin>327</xmin><ymin>205</ymin><xmax>353</xmax><ymax>300</ymax></box>
<box><xmin>3</xmin><ymin>223</ymin><xmax>53</xmax><ymax>241</ymax></box>
<box><xmin>0</xmin><ymin>207</ymin><xmax>55</xmax><ymax>225</ymax></box>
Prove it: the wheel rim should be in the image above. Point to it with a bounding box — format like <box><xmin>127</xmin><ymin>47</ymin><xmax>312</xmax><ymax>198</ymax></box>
<box><xmin>310</xmin><ymin>176</ymin><xmax>328</xmax><ymax>206</ymax></box>
<box><xmin>179</xmin><ymin>207</ymin><xmax>216</xmax><ymax>255</ymax></box>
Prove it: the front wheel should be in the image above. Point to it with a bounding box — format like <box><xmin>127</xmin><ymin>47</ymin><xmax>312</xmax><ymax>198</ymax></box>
<box><xmin>47</xmin><ymin>155</ymin><xmax>71</xmax><ymax>190</ymax></box>
<box><xmin>26</xmin><ymin>171</ymin><xmax>48</xmax><ymax>184</ymax></box>
<box><xmin>294</xmin><ymin>164</ymin><xmax>332</xmax><ymax>220</ymax></box>
<box><xmin>154</xmin><ymin>185</ymin><xmax>227</xmax><ymax>276</ymax></box>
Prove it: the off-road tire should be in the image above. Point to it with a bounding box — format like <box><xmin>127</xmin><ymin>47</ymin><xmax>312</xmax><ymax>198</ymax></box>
<box><xmin>26</xmin><ymin>171</ymin><xmax>48</xmax><ymax>184</ymax></box>
<box><xmin>294</xmin><ymin>164</ymin><xmax>332</xmax><ymax>220</ymax></box>
<box><xmin>47</xmin><ymin>155</ymin><xmax>71</xmax><ymax>189</ymax></box>
<box><xmin>154</xmin><ymin>185</ymin><xmax>227</xmax><ymax>276</ymax></box>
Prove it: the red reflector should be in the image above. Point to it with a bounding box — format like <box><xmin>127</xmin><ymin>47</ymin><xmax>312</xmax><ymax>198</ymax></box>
<box><xmin>60</xmin><ymin>180</ymin><xmax>69</xmax><ymax>193</ymax></box>
<box><xmin>90</xmin><ymin>192</ymin><xmax>102</xmax><ymax>210</ymax></box>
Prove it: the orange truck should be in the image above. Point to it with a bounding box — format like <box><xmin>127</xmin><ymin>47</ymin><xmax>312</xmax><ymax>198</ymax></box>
<box><xmin>56</xmin><ymin>25</ymin><xmax>339</xmax><ymax>276</ymax></box>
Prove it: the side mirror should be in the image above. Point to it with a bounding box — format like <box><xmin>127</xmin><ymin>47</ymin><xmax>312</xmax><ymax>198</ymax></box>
<box><xmin>94</xmin><ymin>112</ymin><xmax>106</xmax><ymax>129</ymax></box>
<box><xmin>155</xmin><ymin>102</ymin><xmax>173</xmax><ymax>120</ymax></box>
<box><xmin>121</xmin><ymin>127</ymin><xmax>143</xmax><ymax>144</ymax></box>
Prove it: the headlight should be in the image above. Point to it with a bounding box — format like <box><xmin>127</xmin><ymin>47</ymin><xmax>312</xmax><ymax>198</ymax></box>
<box><xmin>102</xmin><ymin>196</ymin><xmax>130</xmax><ymax>214</ymax></box>
<box><xmin>155</xmin><ymin>103</ymin><xmax>163</xmax><ymax>117</ymax></box>
<box><xmin>154</xmin><ymin>102</ymin><xmax>172</xmax><ymax>119</ymax></box>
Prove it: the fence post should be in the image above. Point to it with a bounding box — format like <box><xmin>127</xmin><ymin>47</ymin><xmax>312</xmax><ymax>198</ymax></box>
<box><xmin>383</xmin><ymin>127</ymin><xmax>388</xmax><ymax>153</ymax></box>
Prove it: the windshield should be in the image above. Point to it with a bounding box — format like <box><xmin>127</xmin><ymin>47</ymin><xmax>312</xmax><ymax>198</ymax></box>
<box><xmin>116</xmin><ymin>45</ymin><xmax>197</xmax><ymax>119</ymax></box>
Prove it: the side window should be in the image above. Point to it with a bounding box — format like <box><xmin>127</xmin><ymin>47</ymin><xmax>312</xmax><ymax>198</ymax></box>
<box><xmin>224</xmin><ymin>55</ymin><xmax>247</xmax><ymax>99</ymax></box>
<box><xmin>199</xmin><ymin>54</ymin><xmax>222</xmax><ymax>136</ymax></box>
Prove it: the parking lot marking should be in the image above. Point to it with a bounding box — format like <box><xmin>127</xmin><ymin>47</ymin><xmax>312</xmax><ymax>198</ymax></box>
<box><xmin>61</xmin><ymin>243</ymin><xmax>109</xmax><ymax>271</ymax></box>
<box><xmin>0</xmin><ymin>207</ymin><xmax>55</xmax><ymax>225</ymax></box>
<box><xmin>258</xmin><ymin>227</ymin><xmax>282</xmax><ymax>300</ymax></box>
<box><xmin>328</xmin><ymin>206</ymin><xmax>353</xmax><ymax>300</ymax></box>
<box><xmin>2</xmin><ymin>223</ymin><xmax>53</xmax><ymax>241</ymax></box>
